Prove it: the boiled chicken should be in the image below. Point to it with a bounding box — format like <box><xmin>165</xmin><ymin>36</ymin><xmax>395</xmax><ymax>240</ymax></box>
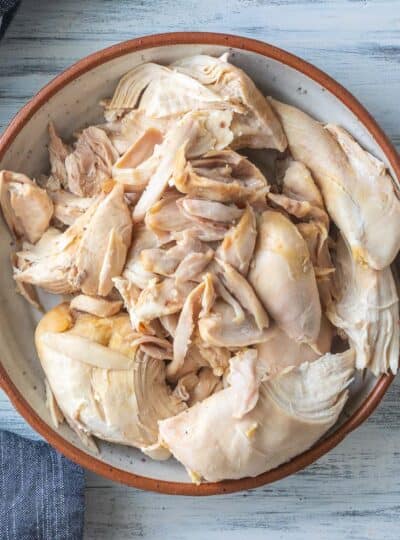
<box><xmin>172</xmin><ymin>54</ymin><xmax>287</xmax><ymax>151</ymax></box>
<box><xmin>159</xmin><ymin>348</ymin><xmax>354</xmax><ymax>482</ymax></box>
<box><xmin>15</xmin><ymin>184</ymin><xmax>132</xmax><ymax>296</ymax></box>
<box><xmin>0</xmin><ymin>170</ymin><xmax>53</xmax><ymax>243</ymax></box>
<box><xmin>270</xmin><ymin>98</ymin><xmax>400</xmax><ymax>270</ymax></box>
<box><xmin>36</xmin><ymin>303</ymin><xmax>185</xmax><ymax>455</ymax></box>
<box><xmin>173</xmin><ymin>149</ymin><xmax>269</xmax><ymax>205</ymax></box>
<box><xmin>249</xmin><ymin>210</ymin><xmax>321</xmax><ymax>344</ymax></box>
<box><xmin>65</xmin><ymin>126</ymin><xmax>119</xmax><ymax>197</ymax></box>
<box><xmin>327</xmin><ymin>236</ymin><xmax>399</xmax><ymax>375</ymax></box>
<box><xmin>48</xmin><ymin>123</ymin><xmax>70</xmax><ymax>189</ymax></box>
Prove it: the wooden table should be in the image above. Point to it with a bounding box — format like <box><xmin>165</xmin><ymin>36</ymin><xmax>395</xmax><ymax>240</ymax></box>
<box><xmin>1</xmin><ymin>1</ymin><xmax>399</xmax><ymax>538</ymax></box>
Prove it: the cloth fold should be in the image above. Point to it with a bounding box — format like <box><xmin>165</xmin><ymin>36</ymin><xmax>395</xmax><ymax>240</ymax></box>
<box><xmin>0</xmin><ymin>430</ymin><xmax>84</xmax><ymax>540</ymax></box>
<box><xmin>0</xmin><ymin>0</ymin><xmax>20</xmax><ymax>38</ymax></box>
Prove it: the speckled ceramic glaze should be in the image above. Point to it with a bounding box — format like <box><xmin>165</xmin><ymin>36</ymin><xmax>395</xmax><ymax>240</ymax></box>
<box><xmin>0</xmin><ymin>33</ymin><xmax>398</xmax><ymax>495</ymax></box>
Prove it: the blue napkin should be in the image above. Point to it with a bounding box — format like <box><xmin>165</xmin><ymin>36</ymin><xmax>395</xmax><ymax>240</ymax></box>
<box><xmin>0</xmin><ymin>0</ymin><xmax>20</xmax><ymax>38</ymax></box>
<box><xmin>0</xmin><ymin>430</ymin><xmax>85</xmax><ymax>540</ymax></box>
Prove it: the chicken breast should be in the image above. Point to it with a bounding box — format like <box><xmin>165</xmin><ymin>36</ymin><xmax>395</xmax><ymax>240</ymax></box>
<box><xmin>0</xmin><ymin>170</ymin><xmax>53</xmax><ymax>243</ymax></box>
<box><xmin>159</xmin><ymin>348</ymin><xmax>354</xmax><ymax>482</ymax></box>
<box><xmin>65</xmin><ymin>126</ymin><xmax>119</xmax><ymax>197</ymax></box>
<box><xmin>270</xmin><ymin>98</ymin><xmax>400</xmax><ymax>270</ymax></box>
<box><xmin>327</xmin><ymin>236</ymin><xmax>399</xmax><ymax>375</ymax></box>
<box><xmin>172</xmin><ymin>54</ymin><xmax>287</xmax><ymax>151</ymax></box>
<box><xmin>249</xmin><ymin>210</ymin><xmax>321</xmax><ymax>344</ymax></box>
<box><xmin>35</xmin><ymin>304</ymin><xmax>185</xmax><ymax>455</ymax></box>
<box><xmin>15</xmin><ymin>185</ymin><xmax>132</xmax><ymax>296</ymax></box>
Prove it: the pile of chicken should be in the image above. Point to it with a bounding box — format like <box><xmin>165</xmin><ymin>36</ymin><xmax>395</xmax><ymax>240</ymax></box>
<box><xmin>2</xmin><ymin>54</ymin><xmax>400</xmax><ymax>483</ymax></box>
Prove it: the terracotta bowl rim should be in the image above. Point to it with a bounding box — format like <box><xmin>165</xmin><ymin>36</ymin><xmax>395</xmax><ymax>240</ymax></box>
<box><xmin>0</xmin><ymin>31</ymin><xmax>397</xmax><ymax>496</ymax></box>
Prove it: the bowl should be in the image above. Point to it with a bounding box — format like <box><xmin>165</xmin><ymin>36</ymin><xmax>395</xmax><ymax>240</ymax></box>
<box><xmin>0</xmin><ymin>32</ymin><xmax>398</xmax><ymax>496</ymax></box>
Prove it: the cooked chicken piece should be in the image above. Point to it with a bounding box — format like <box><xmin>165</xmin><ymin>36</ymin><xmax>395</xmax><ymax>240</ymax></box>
<box><xmin>174</xmin><ymin>149</ymin><xmax>269</xmax><ymax>205</ymax></box>
<box><xmin>73</xmin><ymin>184</ymin><xmax>132</xmax><ymax>296</ymax></box>
<box><xmin>270</xmin><ymin>99</ymin><xmax>400</xmax><ymax>270</ymax></box>
<box><xmin>135</xmin><ymin>278</ymin><xmax>195</xmax><ymax>323</ymax></box>
<box><xmin>65</xmin><ymin>127</ymin><xmax>119</xmax><ymax>197</ymax></box>
<box><xmin>199</xmin><ymin>300</ymin><xmax>270</xmax><ymax>347</ymax></box>
<box><xmin>48</xmin><ymin>123</ymin><xmax>70</xmax><ymax>188</ymax></box>
<box><xmin>179</xmin><ymin>198</ymin><xmax>243</xmax><ymax>223</ymax></box>
<box><xmin>189</xmin><ymin>367</ymin><xmax>222</xmax><ymax>405</ymax></box>
<box><xmin>107</xmin><ymin>62</ymin><xmax>228</xmax><ymax>117</ymax></box>
<box><xmin>249</xmin><ymin>210</ymin><xmax>321</xmax><ymax>344</ymax></box>
<box><xmin>172</xmin><ymin>54</ymin><xmax>287</xmax><ymax>151</ymax></box>
<box><xmin>122</xmin><ymin>224</ymin><xmax>160</xmax><ymax>289</ymax></box>
<box><xmin>70</xmin><ymin>295</ymin><xmax>123</xmax><ymax>317</ymax></box>
<box><xmin>140</xmin><ymin>229</ymin><xmax>208</xmax><ymax>277</ymax></box>
<box><xmin>213</xmin><ymin>259</ymin><xmax>269</xmax><ymax>331</ymax></box>
<box><xmin>269</xmin><ymin>160</ymin><xmax>334</xmax><ymax>307</ymax></box>
<box><xmin>173</xmin><ymin>372</ymin><xmax>200</xmax><ymax>402</ymax></box>
<box><xmin>159</xmin><ymin>313</ymin><xmax>179</xmax><ymax>338</ymax></box>
<box><xmin>132</xmin><ymin>115</ymin><xmax>199</xmax><ymax>222</ymax></box>
<box><xmin>257</xmin><ymin>315</ymin><xmax>334</xmax><ymax>376</ymax></box>
<box><xmin>146</xmin><ymin>193</ymin><xmax>229</xmax><ymax>242</ymax></box>
<box><xmin>216</xmin><ymin>205</ymin><xmax>257</xmax><ymax>275</ymax></box>
<box><xmin>112</xmin><ymin>128</ymin><xmax>163</xmax><ymax>190</ymax></box>
<box><xmin>50</xmin><ymin>190</ymin><xmax>92</xmax><ymax>226</ymax></box>
<box><xmin>159</xmin><ymin>349</ymin><xmax>354</xmax><ymax>482</ymax></box>
<box><xmin>327</xmin><ymin>236</ymin><xmax>399</xmax><ymax>375</ymax></box>
<box><xmin>35</xmin><ymin>304</ymin><xmax>185</xmax><ymax>454</ymax></box>
<box><xmin>107</xmin><ymin>109</ymin><xmax>174</xmax><ymax>154</ymax></box>
<box><xmin>174</xmin><ymin>250</ymin><xmax>214</xmax><ymax>284</ymax></box>
<box><xmin>168</xmin><ymin>280</ymin><xmax>209</xmax><ymax>379</ymax></box>
<box><xmin>0</xmin><ymin>170</ymin><xmax>53</xmax><ymax>243</ymax></box>
<box><xmin>15</xmin><ymin>185</ymin><xmax>131</xmax><ymax>296</ymax></box>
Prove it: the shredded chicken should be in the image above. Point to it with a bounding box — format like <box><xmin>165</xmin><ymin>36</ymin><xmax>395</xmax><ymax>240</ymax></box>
<box><xmin>2</xmin><ymin>53</ymin><xmax>399</xmax><ymax>485</ymax></box>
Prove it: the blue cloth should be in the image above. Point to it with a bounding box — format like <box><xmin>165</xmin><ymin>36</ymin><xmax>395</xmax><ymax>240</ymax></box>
<box><xmin>0</xmin><ymin>430</ymin><xmax>85</xmax><ymax>540</ymax></box>
<box><xmin>0</xmin><ymin>0</ymin><xmax>20</xmax><ymax>38</ymax></box>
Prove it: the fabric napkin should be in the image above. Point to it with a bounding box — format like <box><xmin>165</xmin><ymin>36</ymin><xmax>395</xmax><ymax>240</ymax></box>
<box><xmin>0</xmin><ymin>0</ymin><xmax>20</xmax><ymax>38</ymax></box>
<box><xmin>0</xmin><ymin>430</ymin><xmax>85</xmax><ymax>540</ymax></box>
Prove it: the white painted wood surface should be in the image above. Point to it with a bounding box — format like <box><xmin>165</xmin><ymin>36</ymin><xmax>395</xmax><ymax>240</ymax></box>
<box><xmin>0</xmin><ymin>0</ymin><xmax>400</xmax><ymax>538</ymax></box>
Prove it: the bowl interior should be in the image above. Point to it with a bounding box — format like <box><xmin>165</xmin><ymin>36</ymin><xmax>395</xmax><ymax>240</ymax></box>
<box><xmin>0</xmin><ymin>42</ymin><xmax>394</xmax><ymax>485</ymax></box>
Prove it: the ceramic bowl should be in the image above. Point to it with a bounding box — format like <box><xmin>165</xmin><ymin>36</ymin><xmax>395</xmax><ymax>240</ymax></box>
<box><xmin>0</xmin><ymin>32</ymin><xmax>398</xmax><ymax>495</ymax></box>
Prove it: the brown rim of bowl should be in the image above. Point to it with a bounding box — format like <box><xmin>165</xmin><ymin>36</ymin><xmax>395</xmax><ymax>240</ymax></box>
<box><xmin>0</xmin><ymin>32</ymin><xmax>397</xmax><ymax>496</ymax></box>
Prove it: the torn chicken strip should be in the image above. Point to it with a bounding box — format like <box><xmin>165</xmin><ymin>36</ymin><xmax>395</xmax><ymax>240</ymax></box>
<box><xmin>213</xmin><ymin>259</ymin><xmax>269</xmax><ymax>331</ymax></box>
<box><xmin>140</xmin><ymin>229</ymin><xmax>208</xmax><ymax>277</ymax></box>
<box><xmin>70</xmin><ymin>295</ymin><xmax>123</xmax><ymax>317</ymax></box>
<box><xmin>257</xmin><ymin>316</ymin><xmax>334</xmax><ymax>376</ymax></box>
<box><xmin>270</xmin><ymin>99</ymin><xmax>400</xmax><ymax>270</ymax></box>
<box><xmin>50</xmin><ymin>190</ymin><xmax>92</xmax><ymax>226</ymax></box>
<box><xmin>297</xmin><ymin>221</ymin><xmax>334</xmax><ymax>309</ymax></box>
<box><xmin>48</xmin><ymin>122</ymin><xmax>70</xmax><ymax>188</ymax></box>
<box><xmin>0</xmin><ymin>170</ymin><xmax>53</xmax><ymax>243</ymax></box>
<box><xmin>168</xmin><ymin>280</ymin><xmax>209</xmax><ymax>379</ymax></box>
<box><xmin>199</xmin><ymin>300</ymin><xmax>270</xmax><ymax>348</ymax></box>
<box><xmin>112</xmin><ymin>277</ymin><xmax>143</xmax><ymax>333</ymax></box>
<box><xmin>107</xmin><ymin>109</ymin><xmax>174</xmax><ymax>154</ymax></box>
<box><xmin>132</xmin><ymin>115</ymin><xmax>199</xmax><ymax>222</ymax></box>
<box><xmin>216</xmin><ymin>205</ymin><xmax>257</xmax><ymax>275</ymax></box>
<box><xmin>107</xmin><ymin>62</ymin><xmax>229</xmax><ymax>117</ymax></box>
<box><xmin>36</xmin><ymin>304</ymin><xmax>185</xmax><ymax>454</ymax></box>
<box><xmin>74</xmin><ymin>184</ymin><xmax>132</xmax><ymax>296</ymax></box>
<box><xmin>159</xmin><ymin>349</ymin><xmax>354</xmax><ymax>482</ymax></box>
<box><xmin>179</xmin><ymin>198</ymin><xmax>243</xmax><ymax>223</ymax></box>
<box><xmin>189</xmin><ymin>368</ymin><xmax>222</xmax><ymax>405</ymax></box>
<box><xmin>122</xmin><ymin>225</ymin><xmax>160</xmax><ymax>290</ymax></box>
<box><xmin>249</xmin><ymin>210</ymin><xmax>321</xmax><ymax>344</ymax></box>
<box><xmin>146</xmin><ymin>194</ymin><xmax>228</xmax><ymax>242</ymax></box>
<box><xmin>327</xmin><ymin>236</ymin><xmax>399</xmax><ymax>375</ymax></box>
<box><xmin>112</xmin><ymin>127</ymin><xmax>163</xmax><ymax>190</ymax></box>
<box><xmin>134</xmin><ymin>278</ymin><xmax>195</xmax><ymax>324</ymax></box>
<box><xmin>65</xmin><ymin>126</ymin><xmax>119</xmax><ymax>197</ymax></box>
<box><xmin>174</xmin><ymin>149</ymin><xmax>269</xmax><ymax>206</ymax></box>
<box><xmin>172</xmin><ymin>54</ymin><xmax>287</xmax><ymax>151</ymax></box>
<box><xmin>174</xmin><ymin>250</ymin><xmax>214</xmax><ymax>284</ymax></box>
<box><xmin>15</xmin><ymin>185</ymin><xmax>131</xmax><ymax>296</ymax></box>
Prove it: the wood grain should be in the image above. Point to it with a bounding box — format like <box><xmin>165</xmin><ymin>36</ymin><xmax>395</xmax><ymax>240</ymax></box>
<box><xmin>0</xmin><ymin>0</ymin><xmax>399</xmax><ymax>538</ymax></box>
